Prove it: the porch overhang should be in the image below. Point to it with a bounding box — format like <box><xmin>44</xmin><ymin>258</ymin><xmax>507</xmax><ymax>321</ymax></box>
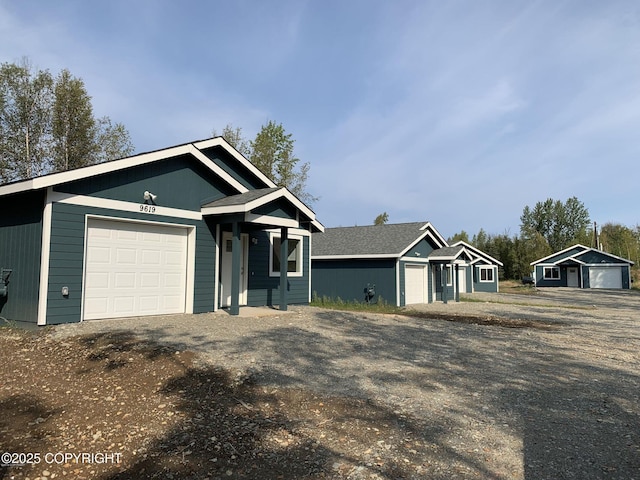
<box><xmin>201</xmin><ymin>187</ymin><xmax>324</xmax><ymax>232</ymax></box>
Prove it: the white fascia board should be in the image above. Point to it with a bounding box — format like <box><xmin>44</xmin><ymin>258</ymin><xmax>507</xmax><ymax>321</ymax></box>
<box><xmin>530</xmin><ymin>244</ymin><xmax>589</xmax><ymax>266</ymax></box>
<box><xmin>311</xmin><ymin>254</ymin><xmax>398</xmax><ymax>260</ymax></box>
<box><xmin>555</xmin><ymin>256</ymin><xmax>587</xmax><ymax>265</ymax></box>
<box><xmin>582</xmin><ymin>250</ymin><xmax>635</xmax><ymax>265</ymax></box>
<box><xmin>0</xmin><ymin>141</ymin><xmax>252</xmax><ymax>198</ymax></box>
<box><xmin>311</xmin><ymin>219</ymin><xmax>325</xmax><ymax>233</ymax></box>
<box><xmin>585</xmin><ymin>263</ymin><xmax>630</xmax><ymax>267</ymax></box>
<box><xmin>193</xmin><ymin>137</ymin><xmax>277</xmax><ymax>189</ymax></box>
<box><xmin>399</xmin><ymin>257</ymin><xmax>431</xmax><ymax>264</ymax></box>
<box><xmin>419</xmin><ymin>222</ymin><xmax>448</xmax><ymax>246</ymax></box>
<box><xmin>280</xmin><ymin>188</ymin><xmax>316</xmax><ymax>222</ymax></box>
<box><xmin>399</xmin><ymin>230</ymin><xmax>447</xmax><ymax>258</ymax></box>
<box><xmin>187</xmin><ymin>145</ymin><xmax>248</xmax><ymax>193</ymax></box>
<box><xmin>0</xmin><ymin>145</ymin><xmax>193</xmax><ymax>197</ymax></box>
<box><xmin>50</xmin><ymin>191</ymin><xmax>203</xmax><ymax>220</ymax></box>
<box><xmin>451</xmin><ymin>240</ymin><xmax>504</xmax><ymax>266</ymax></box>
<box><xmin>244</xmin><ymin>213</ymin><xmax>298</xmax><ymax>228</ymax></box>
<box><xmin>264</xmin><ymin>227</ymin><xmax>311</xmax><ymax>237</ymax></box>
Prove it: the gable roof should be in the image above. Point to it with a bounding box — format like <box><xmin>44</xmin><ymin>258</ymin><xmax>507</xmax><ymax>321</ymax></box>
<box><xmin>530</xmin><ymin>244</ymin><xmax>634</xmax><ymax>266</ymax></box>
<box><xmin>428</xmin><ymin>245</ymin><xmax>465</xmax><ymax>261</ymax></box>
<box><xmin>0</xmin><ymin>137</ymin><xmax>254</xmax><ymax>197</ymax></box>
<box><xmin>0</xmin><ymin>136</ymin><xmax>323</xmax><ymax>231</ymax></box>
<box><xmin>311</xmin><ymin>222</ymin><xmax>447</xmax><ymax>259</ymax></box>
<box><xmin>450</xmin><ymin>240</ymin><xmax>504</xmax><ymax>266</ymax></box>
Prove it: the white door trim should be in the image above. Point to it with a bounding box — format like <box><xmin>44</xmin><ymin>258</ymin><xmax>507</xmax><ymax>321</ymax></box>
<box><xmin>220</xmin><ymin>231</ymin><xmax>249</xmax><ymax>307</ymax></box>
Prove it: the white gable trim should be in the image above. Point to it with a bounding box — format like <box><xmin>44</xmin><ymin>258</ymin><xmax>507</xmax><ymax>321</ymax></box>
<box><xmin>0</xmin><ymin>140</ymin><xmax>251</xmax><ymax>198</ymax></box>
<box><xmin>186</xmin><ymin>145</ymin><xmax>248</xmax><ymax>193</ymax></box>
<box><xmin>399</xmin><ymin>229</ymin><xmax>448</xmax><ymax>258</ymax></box>
<box><xmin>193</xmin><ymin>137</ymin><xmax>277</xmax><ymax>189</ymax></box>
<box><xmin>451</xmin><ymin>240</ymin><xmax>504</xmax><ymax>266</ymax></box>
<box><xmin>530</xmin><ymin>244</ymin><xmax>589</xmax><ymax>266</ymax></box>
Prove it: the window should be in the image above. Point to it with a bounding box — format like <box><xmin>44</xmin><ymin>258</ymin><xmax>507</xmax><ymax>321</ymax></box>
<box><xmin>445</xmin><ymin>265</ymin><xmax>453</xmax><ymax>286</ymax></box>
<box><xmin>479</xmin><ymin>266</ymin><xmax>494</xmax><ymax>282</ymax></box>
<box><xmin>270</xmin><ymin>234</ymin><xmax>303</xmax><ymax>277</ymax></box>
<box><xmin>543</xmin><ymin>266</ymin><xmax>560</xmax><ymax>280</ymax></box>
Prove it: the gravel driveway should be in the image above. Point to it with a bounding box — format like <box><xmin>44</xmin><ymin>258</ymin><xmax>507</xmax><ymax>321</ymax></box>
<box><xmin>50</xmin><ymin>288</ymin><xmax>640</xmax><ymax>479</ymax></box>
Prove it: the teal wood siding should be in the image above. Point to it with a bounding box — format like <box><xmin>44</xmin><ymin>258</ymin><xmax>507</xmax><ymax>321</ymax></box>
<box><xmin>405</xmin><ymin>236</ymin><xmax>439</xmax><ymax>258</ymax></box>
<box><xmin>311</xmin><ymin>259</ymin><xmax>396</xmax><ymax>304</ymax></box>
<box><xmin>622</xmin><ymin>266</ymin><xmax>630</xmax><ymax>289</ymax></box>
<box><xmin>253</xmin><ymin>198</ymin><xmax>297</xmax><ymax>220</ymax></box>
<box><xmin>246</xmin><ymin>232</ymin><xmax>310</xmax><ymax>306</ymax></box>
<box><xmin>0</xmin><ymin>190</ymin><xmax>45</xmax><ymax>323</ymax></box>
<box><xmin>534</xmin><ymin>265</ymin><xmax>566</xmax><ymax>287</ymax></box>
<box><xmin>464</xmin><ymin>265</ymin><xmax>473</xmax><ymax>293</ymax></box>
<box><xmin>54</xmin><ymin>156</ymin><xmax>235</xmax><ymax>210</ymax></box>
<box><xmin>473</xmin><ymin>264</ymin><xmax>499</xmax><ymax>292</ymax></box>
<box><xmin>46</xmin><ymin>202</ymin><xmax>216</xmax><ymax>324</ymax></box>
<box><xmin>200</xmin><ymin>146</ymin><xmax>268</xmax><ymax>190</ymax></box>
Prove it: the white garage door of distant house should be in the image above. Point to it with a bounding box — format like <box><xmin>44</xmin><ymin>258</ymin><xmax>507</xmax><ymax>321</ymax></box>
<box><xmin>589</xmin><ymin>266</ymin><xmax>622</xmax><ymax>289</ymax></box>
<box><xmin>405</xmin><ymin>264</ymin><xmax>427</xmax><ymax>304</ymax></box>
<box><xmin>83</xmin><ymin>218</ymin><xmax>189</xmax><ymax>320</ymax></box>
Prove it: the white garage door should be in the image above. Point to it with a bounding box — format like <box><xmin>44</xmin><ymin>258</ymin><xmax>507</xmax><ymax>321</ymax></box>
<box><xmin>405</xmin><ymin>264</ymin><xmax>426</xmax><ymax>304</ymax></box>
<box><xmin>84</xmin><ymin>219</ymin><xmax>189</xmax><ymax>320</ymax></box>
<box><xmin>589</xmin><ymin>266</ymin><xmax>622</xmax><ymax>289</ymax></box>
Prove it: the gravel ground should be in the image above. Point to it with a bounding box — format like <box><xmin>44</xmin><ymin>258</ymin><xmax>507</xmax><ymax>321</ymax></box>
<box><xmin>4</xmin><ymin>288</ymin><xmax>640</xmax><ymax>479</ymax></box>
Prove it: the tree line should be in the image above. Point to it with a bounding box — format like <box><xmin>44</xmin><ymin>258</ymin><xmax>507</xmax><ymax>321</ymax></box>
<box><xmin>0</xmin><ymin>58</ymin><xmax>133</xmax><ymax>184</ymax></box>
<box><xmin>448</xmin><ymin>197</ymin><xmax>640</xmax><ymax>281</ymax></box>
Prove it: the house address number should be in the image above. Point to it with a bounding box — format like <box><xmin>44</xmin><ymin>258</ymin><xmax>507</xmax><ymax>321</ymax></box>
<box><xmin>139</xmin><ymin>204</ymin><xmax>157</xmax><ymax>213</ymax></box>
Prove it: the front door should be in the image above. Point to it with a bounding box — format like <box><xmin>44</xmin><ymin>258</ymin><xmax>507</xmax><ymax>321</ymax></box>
<box><xmin>220</xmin><ymin>232</ymin><xmax>249</xmax><ymax>307</ymax></box>
<box><xmin>567</xmin><ymin>267</ymin><xmax>579</xmax><ymax>287</ymax></box>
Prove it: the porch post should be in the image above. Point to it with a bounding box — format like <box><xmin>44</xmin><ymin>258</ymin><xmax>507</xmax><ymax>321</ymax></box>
<box><xmin>455</xmin><ymin>264</ymin><xmax>460</xmax><ymax>302</ymax></box>
<box><xmin>279</xmin><ymin>227</ymin><xmax>288</xmax><ymax>311</ymax></box>
<box><xmin>230</xmin><ymin>221</ymin><xmax>241</xmax><ymax>316</ymax></box>
<box><xmin>442</xmin><ymin>264</ymin><xmax>448</xmax><ymax>304</ymax></box>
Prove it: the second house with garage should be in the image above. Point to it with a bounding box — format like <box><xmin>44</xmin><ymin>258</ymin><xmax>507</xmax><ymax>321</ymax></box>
<box><xmin>0</xmin><ymin>137</ymin><xmax>323</xmax><ymax>326</ymax></box>
<box><xmin>311</xmin><ymin>222</ymin><xmax>502</xmax><ymax>306</ymax></box>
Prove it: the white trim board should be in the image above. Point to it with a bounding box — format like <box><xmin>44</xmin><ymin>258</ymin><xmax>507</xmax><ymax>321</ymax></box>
<box><xmin>50</xmin><ymin>191</ymin><xmax>203</xmax><ymax>220</ymax></box>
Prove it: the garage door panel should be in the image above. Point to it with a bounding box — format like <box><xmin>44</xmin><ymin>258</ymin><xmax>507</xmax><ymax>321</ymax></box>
<box><xmin>590</xmin><ymin>267</ymin><xmax>622</xmax><ymax>289</ymax></box>
<box><xmin>142</xmin><ymin>250</ymin><xmax>161</xmax><ymax>265</ymax></box>
<box><xmin>84</xmin><ymin>219</ymin><xmax>188</xmax><ymax>320</ymax></box>
<box><xmin>114</xmin><ymin>272</ymin><xmax>136</xmax><ymax>288</ymax></box>
<box><xmin>405</xmin><ymin>265</ymin><xmax>426</xmax><ymax>305</ymax></box>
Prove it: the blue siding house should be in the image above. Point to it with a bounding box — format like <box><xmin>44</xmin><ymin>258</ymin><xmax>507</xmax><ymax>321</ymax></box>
<box><xmin>0</xmin><ymin>137</ymin><xmax>323</xmax><ymax>325</ymax></box>
<box><xmin>530</xmin><ymin>244</ymin><xmax>633</xmax><ymax>289</ymax></box>
<box><xmin>311</xmin><ymin>222</ymin><xmax>502</xmax><ymax>306</ymax></box>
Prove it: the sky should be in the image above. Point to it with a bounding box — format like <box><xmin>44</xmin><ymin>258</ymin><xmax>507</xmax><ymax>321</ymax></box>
<box><xmin>2</xmin><ymin>0</ymin><xmax>639</xmax><ymax>238</ymax></box>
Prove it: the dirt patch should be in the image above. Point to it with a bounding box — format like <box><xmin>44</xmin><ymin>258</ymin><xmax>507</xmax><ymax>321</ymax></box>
<box><xmin>400</xmin><ymin>311</ymin><xmax>564</xmax><ymax>330</ymax></box>
<box><xmin>2</xmin><ymin>291</ymin><xmax>639</xmax><ymax>479</ymax></box>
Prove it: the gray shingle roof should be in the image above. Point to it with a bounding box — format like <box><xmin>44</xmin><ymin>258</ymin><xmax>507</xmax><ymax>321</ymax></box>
<box><xmin>312</xmin><ymin>222</ymin><xmax>433</xmax><ymax>257</ymax></box>
<box><xmin>428</xmin><ymin>246</ymin><xmax>464</xmax><ymax>260</ymax></box>
<box><xmin>201</xmin><ymin>187</ymin><xmax>280</xmax><ymax>208</ymax></box>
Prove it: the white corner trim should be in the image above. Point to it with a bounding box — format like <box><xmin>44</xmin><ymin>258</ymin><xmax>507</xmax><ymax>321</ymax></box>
<box><xmin>214</xmin><ymin>224</ymin><xmax>220</xmax><ymax>312</ymax></box>
<box><xmin>37</xmin><ymin>188</ymin><xmax>54</xmax><ymax>326</ymax></box>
